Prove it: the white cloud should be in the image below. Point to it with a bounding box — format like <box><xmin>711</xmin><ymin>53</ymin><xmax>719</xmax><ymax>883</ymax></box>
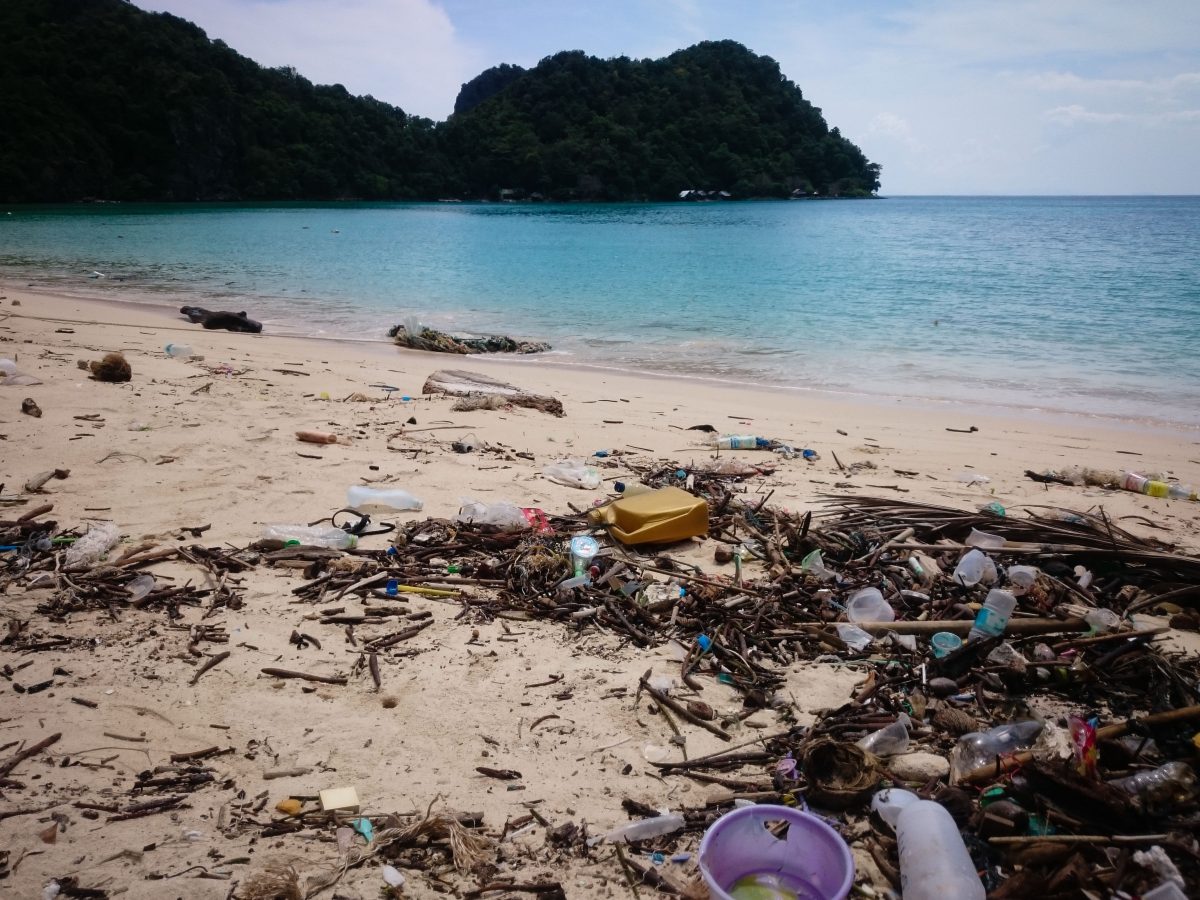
<box><xmin>1043</xmin><ymin>104</ymin><xmax>1200</xmax><ymax>127</ymax></box>
<box><xmin>1043</xmin><ymin>105</ymin><xmax>1129</xmax><ymax>126</ymax></box>
<box><xmin>1023</xmin><ymin>71</ymin><xmax>1200</xmax><ymax>95</ymax></box>
<box><xmin>867</xmin><ymin>112</ymin><xmax>922</xmax><ymax>152</ymax></box>
<box><xmin>140</xmin><ymin>0</ymin><xmax>483</xmax><ymax>118</ymax></box>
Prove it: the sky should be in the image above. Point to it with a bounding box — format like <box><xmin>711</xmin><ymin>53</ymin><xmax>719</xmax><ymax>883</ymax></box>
<box><xmin>139</xmin><ymin>0</ymin><xmax>1200</xmax><ymax>195</ymax></box>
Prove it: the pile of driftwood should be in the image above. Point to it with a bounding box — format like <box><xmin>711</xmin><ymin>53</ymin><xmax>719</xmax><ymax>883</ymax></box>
<box><xmin>389</xmin><ymin>324</ymin><xmax>550</xmax><ymax>355</ymax></box>
<box><xmin>6</xmin><ymin>460</ymin><xmax>1200</xmax><ymax>897</ymax></box>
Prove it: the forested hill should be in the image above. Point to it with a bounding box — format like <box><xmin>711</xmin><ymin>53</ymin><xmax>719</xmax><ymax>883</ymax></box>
<box><xmin>0</xmin><ymin>0</ymin><xmax>880</xmax><ymax>202</ymax></box>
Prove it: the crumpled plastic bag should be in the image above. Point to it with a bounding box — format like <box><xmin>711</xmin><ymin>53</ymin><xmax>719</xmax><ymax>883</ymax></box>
<box><xmin>542</xmin><ymin>459</ymin><xmax>601</xmax><ymax>490</ymax></box>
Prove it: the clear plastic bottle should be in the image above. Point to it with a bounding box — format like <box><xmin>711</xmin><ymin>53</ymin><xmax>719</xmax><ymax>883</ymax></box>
<box><xmin>968</xmin><ymin>589</ymin><xmax>1017</xmax><ymax>642</ymax></box>
<box><xmin>895</xmin><ymin>800</ymin><xmax>985</xmax><ymax>900</ymax></box>
<box><xmin>1110</xmin><ymin>761</ymin><xmax>1197</xmax><ymax>813</ymax></box>
<box><xmin>950</xmin><ymin>720</ymin><xmax>1043</xmax><ymax>781</ymax></box>
<box><xmin>346</xmin><ymin>485</ymin><xmax>423</xmax><ymax>511</ymax></box>
<box><xmin>261</xmin><ymin>524</ymin><xmax>357</xmax><ymax>549</ymax></box>
<box><xmin>712</xmin><ymin>435</ymin><xmax>770</xmax><ymax>450</ymax></box>
<box><xmin>164</xmin><ymin>343</ymin><xmax>193</xmax><ymax>358</ymax></box>
<box><xmin>1122</xmin><ymin>471</ymin><xmax>1197</xmax><ymax>501</ymax></box>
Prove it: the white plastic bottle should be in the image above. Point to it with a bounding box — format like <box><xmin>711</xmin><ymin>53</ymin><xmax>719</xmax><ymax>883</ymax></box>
<box><xmin>165</xmin><ymin>343</ymin><xmax>194</xmax><ymax>358</ymax></box>
<box><xmin>597</xmin><ymin>812</ymin><xmax>685</xmax><ymax>844</ymax></box>
<box><xmin>968</xmin><ymin>589</ymin><xmax>1017</xmax><ymax>642</ymax></box>
<box><xmin>896</xmin><ymin>800</ymin><xmax>985</xmax><ymax>900</ymax></box>
<box><xmin>614</xmin><ymin>481</ymin><xmax>653</xmax><ymax>496</ymax></box>
<box><xmin>346</xmin><ymin>485</ymin><xmax>423</xmax><ymax>511</ymax></box>
<box><xmin>262</xmin><ymin>525</ymin><xmax>357</xmax><ymax>549</ymax></box>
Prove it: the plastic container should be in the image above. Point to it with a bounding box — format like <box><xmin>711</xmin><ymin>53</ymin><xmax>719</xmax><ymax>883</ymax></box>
<box><xmin>895</xmin><ymin>800</ymin><xmax>985</xmax><ymax>900</ymax></box>
<box><xmin>0</xmin><ymin>358</ymin><xmax>18</xmax><ymax>374</ymax></box>
<box><xmin>835</xmin><ymin>624</ymin><xmax>872</xmax><ymax>651</ymax></box>
<box><xmin>712</xmin><ymin>435</ymin><xmax>771</xmax><ymax>450</ymax></box>
<box><xmin>953</xmin><ymin>549</ymin><xmax>988</xmax><ymax>587</ymax></box>
<box><xmin>347</xmin><ymin>485</ymin><xmax>423</xmax><ymax>512</ymax></box>
<box><xmin>845</xmin><ymin>587</ymin><xmax>894</xmax><ymax>623</ymax></box>
<box><xmin>63</xmin><ymin>521</ymin><xmax>120</xmax><ymax>569</ymax></box>
<box><xmin>165</xmin><ymin>343</ymin><xmax>193</xmax><ymax>358</ymax></box>
<box><xmin>967</xmin><ymin>589</ymin><xmax>1017</xmax><ymax>642</ymax></box>
<box><xmin>588</xmin><ymin>486</ymin><xmax>707</xmax><ymax>545</ymax></box>
<box><xmin>950</xmin><ymin>720</ymin><xmax>1043</xmax><ymax>781</ymax></box>
<box><xmin>1006</xmin><ymin>565</ymin><xmax>1038</xmax><ymax>595</ymax></box>
<box><xmin>543</xmin><ymin>459</ymin><xmax>602</xmax><ymax>490</ymax></box>
<box><xmin>1142</xmin><ymin>881</ymin><xmax>1189</xmax><ymax>900</ymax></box>
<box><xmin>801</xmin><ymin>549</ymin><xmax>836</xmax><ymax>582</ymax></box>
<box><xmin>262</xmin><ymin>524</ymin><xmax>357</xmax><ymax>549</ymax></box>
<box><xmin>857</xmin><ymin>714</ymin><xmax>911</xmax><ymax>756</ymax></box>
<box><xmin>930</xmin><ymin>631</ymin><xmax>963</xmax><ymax>658</ymax></box>
<box><xmin>569</xmin><ymin>535</ymin><xmax>599</xmax><ymax>575</ymax></box>
<box><xmin>871</xmin><ymin>788</ymin><xmax>919</xmax><ymax>828</ymax></box>
<box><xmin>699</xmin><ymin>805</ymin><xmax>854</xmax><ymax>900</ymax></box>
<box><xmin>965</xmin><ymin>528</ymin><xmax>1005</xmax><ymax>550</ymax></box>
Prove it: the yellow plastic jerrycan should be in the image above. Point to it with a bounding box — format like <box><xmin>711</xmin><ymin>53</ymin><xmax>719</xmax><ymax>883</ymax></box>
<box><xmin>588</xmin><ymin>486</ymin><xmax>708</xmax><ymax>545</ymax></box>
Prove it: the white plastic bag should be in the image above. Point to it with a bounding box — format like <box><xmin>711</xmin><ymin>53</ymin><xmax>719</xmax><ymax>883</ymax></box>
<box><xmin>455</xmin><ymin>499</ymin><xmax>530</xmax><ymax>531</ymax></box>
<box><xmin>64</xmin><ymin>521</ymin><xmax>120</xmax><ymax>569</ymax></box>
<box><xmin>542</xmin><ymin>459</ymin><xmax>601</xmax><ymax>490</ymax></box>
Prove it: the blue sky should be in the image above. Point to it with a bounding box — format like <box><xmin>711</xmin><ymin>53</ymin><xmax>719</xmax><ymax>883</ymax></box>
<box><xmin>141</xmin><ymin>1</ymin><xmax>1200</xmax><ymax>194</ymax></box>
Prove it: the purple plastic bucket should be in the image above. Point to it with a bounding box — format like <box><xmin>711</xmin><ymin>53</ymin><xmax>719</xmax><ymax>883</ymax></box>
<box><xmin>698</xmin><ymin>805</ymin><xmax>854</xmax><ymax>900</ymax></box>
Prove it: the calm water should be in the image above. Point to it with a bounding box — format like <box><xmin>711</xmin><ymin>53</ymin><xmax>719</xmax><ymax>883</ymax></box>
<box><xmin>3</xmin><ymin>197</ymin><xmax>1198</xmax><ymax>426</ymax></box>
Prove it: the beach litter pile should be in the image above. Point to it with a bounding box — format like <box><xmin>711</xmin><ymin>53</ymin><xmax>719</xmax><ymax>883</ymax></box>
<box><xmin>3</xmin><ymin>454</ymin><xmax>1200</xmax><ymax>899</ymax></box>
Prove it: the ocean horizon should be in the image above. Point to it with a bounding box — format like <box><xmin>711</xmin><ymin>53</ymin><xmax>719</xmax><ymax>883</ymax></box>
<box><xmin>4</xmin><ymin>196</ymin><xmax>1198</xmax><ymax>429</ymax></box>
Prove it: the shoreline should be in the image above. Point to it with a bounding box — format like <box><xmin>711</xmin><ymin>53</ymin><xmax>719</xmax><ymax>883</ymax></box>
<box><xmin>9</xmin><ymin>277</ymin><xmax>1199</xmax><ymax>439</ymax></box>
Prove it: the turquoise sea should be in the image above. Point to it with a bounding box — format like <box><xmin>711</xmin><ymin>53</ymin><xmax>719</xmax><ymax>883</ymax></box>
<box><xmin>2</xmin><ymin>197</ymin><xmax>1198</xmax><ymax>427</ymax></box>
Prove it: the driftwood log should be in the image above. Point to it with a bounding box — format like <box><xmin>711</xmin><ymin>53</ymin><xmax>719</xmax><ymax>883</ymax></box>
<box><xmin>422</xmin><ymin>369</ymin><xmax>564</xmax><ymax>417</ymax></box>
<box><xmin>390</xmin><ymin>324</ymin><xmax>549</xmax><ymax>355</ymax></box>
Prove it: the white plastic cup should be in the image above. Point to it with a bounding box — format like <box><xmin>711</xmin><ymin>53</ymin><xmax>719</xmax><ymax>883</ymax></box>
<box><xmin>1007</xmin><ymin>565</ymin><xmax>1039</xmax><ymax>595</ymax></box>
<box><xmin>953</xmin><ymin>549</ymin><xmax>987</xmax><ymax>587</ymax></box>
<box><xmin>1085</xmin><ymin>608</ymin><xmax>1120</xmax><ymax>633</ymax></box>
<box><xmin>846</xmin><ymin>587</ymin><xmax>895</xmax><ymax>623</ymax></box>
<box><xmin>965</xmin><ymin>528</ymin><xmax>1005</xmax><ymax>550</ymax></box>
<box><xmin>931</xmin><ymin>632</ymin><xmax>963</xmax><ymax>658</ymax></box>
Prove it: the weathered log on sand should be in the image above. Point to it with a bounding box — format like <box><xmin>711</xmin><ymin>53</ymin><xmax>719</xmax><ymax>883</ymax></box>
<box><xmin>422</xmin><ymin>369</ymin><xmax>564</xmax><ymax>417</ymax></box>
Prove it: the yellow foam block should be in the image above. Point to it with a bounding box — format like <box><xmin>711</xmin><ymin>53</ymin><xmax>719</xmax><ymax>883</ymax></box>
<box><xmin>319</xmin><ymin>786</ymin><xmax>360</xmax><ymax>813</ymax></box>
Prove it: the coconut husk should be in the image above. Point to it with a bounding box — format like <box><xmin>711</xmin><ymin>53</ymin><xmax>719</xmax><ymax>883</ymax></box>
<box><xmin>801</xmin><ymin>738</ymin><xmax>883</xmax><ymax>809</ymax></box>
<box><xmin>89</xmin><ymin>352</ymin><xmax>132</xmax><ymax>383</ymax></box>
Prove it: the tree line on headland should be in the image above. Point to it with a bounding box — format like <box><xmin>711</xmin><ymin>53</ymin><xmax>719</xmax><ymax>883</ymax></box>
<box><xmin>0</xmin><ymin>0</ymin><xmax>881</xmax><ymax>203</ymax></box>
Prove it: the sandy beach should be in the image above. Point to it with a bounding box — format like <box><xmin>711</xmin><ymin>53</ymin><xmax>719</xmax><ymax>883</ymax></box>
<box><xmin>2</xmin><ymin>284</ymin><xmax>1199</xmax><ymax>898</ymax></box>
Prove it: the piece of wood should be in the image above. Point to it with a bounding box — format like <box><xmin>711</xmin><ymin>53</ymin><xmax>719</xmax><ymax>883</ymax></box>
<box><xmin>639</xmin><ymin>673</ymin><xmax>731</xmax><ymax>742</ymax></box>
<box><xmin>296</xmin><ymin>430</ymin><xmax>338</xmax><ymax>444</ymax></box>
<box><xmin>0</xmin><ymin>732</ymin><xmax>61</xmax><ymax>778</ymax></box>
<box><xmin>263</xmin><ymin>766</ymin><xmax>312</xmax><ymax>780</ymax></box>
<box><xmin>261</xmin><ymin>667</ymin><xmax>347</xmax><ymax>685</ymax></box>
<box><xmin>989</xmin><ymin>834</ymin><xmax>1169</xmax><ymax>846</ymax></box>
<box><xmin>189</xmin><ymin>650</ymin><xmax>230</xmax><ymax>685</ymax></box>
